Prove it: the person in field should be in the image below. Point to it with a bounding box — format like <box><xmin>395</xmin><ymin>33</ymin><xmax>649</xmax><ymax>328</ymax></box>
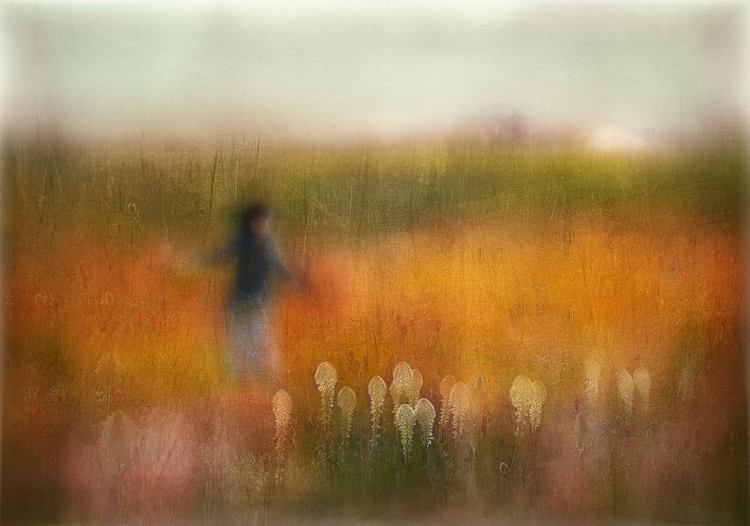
<box><xmin>206</xmin><ymin>203</ymin><xmax>296</xmax><ymax>385</ymax></box>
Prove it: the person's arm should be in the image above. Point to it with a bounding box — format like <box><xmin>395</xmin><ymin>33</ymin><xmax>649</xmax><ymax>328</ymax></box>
<box><xmin>176</xmin><ymin>237</ymin><xmax>236</xmax><ymax>273</ymax></box>
<box><xmin>203</xmin><ymin>237</ymin><xmax>238</xmax><ymax>266</ymax></box>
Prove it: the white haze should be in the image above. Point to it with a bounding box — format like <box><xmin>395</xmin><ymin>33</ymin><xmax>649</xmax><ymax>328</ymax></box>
<box><xmin>2</xmin><ymin>0</ymin><xmax>747</xmax><ymax>142</ymax></box>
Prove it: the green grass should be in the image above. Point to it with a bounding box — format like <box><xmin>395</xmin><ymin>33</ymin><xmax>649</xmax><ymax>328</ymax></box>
<box><xmin>4</xmin><ymin>134</ymin><xmax>745</xmax><ymax>245</ymax></box>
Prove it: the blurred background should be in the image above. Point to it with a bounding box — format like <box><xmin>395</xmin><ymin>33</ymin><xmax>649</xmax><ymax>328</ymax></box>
<box><xmin>3</xmin><ymin>0</ymin><xmax>747</xmax><ymax>144</ymax></box>
<box><xmin>1</xmin><ymin>1</ymin><xmax>748</xmax><ymax>524</ymax></box>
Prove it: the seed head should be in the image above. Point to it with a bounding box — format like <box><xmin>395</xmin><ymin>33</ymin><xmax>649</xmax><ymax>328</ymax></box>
<box><xmin>415</xmin><ymin>397</ymin><xmax>436</xmax><ymax>447</ymax></box>
<box><xmin>272</xmin><ymin>389</ymin><xmax>293</xmax><ymax>483</ymax></box>
<box><xmin>315</xmin><ymin>362</ymin><xmax>337</xmax><ymax>432</ymax></box>
<box><xmin>617</xmin><ymin>369</ymin><xmax>634</xmax><ymax>419</ymax></box>
<box><xmin>390</xmin><ymin>361</ymin><xmax>413</xmax><ymax>424</ymax></box>
<box><xmin>396</xmin><ymin>403</ymin><xmax>416</xmax><ymax>460</ymax></box>
<box><xmin>390</xmin><ymin>361</ymin><xmax>413</xmax><ymax>405</ymax></box>
<box><xmin>410</xmin><ymin>369</ymin><xmax>423</xmax><ymax>406</ymax></box>
<box><xmin>368</xmin><ymin>376</ymin><xmax>387</xmax><ymax>416</ymax></box>
<box><xmin>633</xmin><ymin>366</ymin><xmax>651</xmax><ymax>414</ymax></box>
<box><xmin>584</xmin><ymin>356</ymin><xmax>601</xmax><ymax>409</ymax></box>
<box><xmin>449</xmin><ymin>381</ymin><xmax>471</xmax><ymax>442</ymax></box>
<box><xmin>338</xmin><ymin>386</ymin><xmax>356</xmax><ymax>418</ymax></box>
<box><xmin>440</xmin><ymin>374</ymin><xmax>457</xmax><ymax>399</ymax></box>
<box><xmin>530</xmin><ymin>380</ymin><xmax>547</xmax><ymax>432</ymax></box>
<box><xmin>337</xmin><ymin>386</ymin><xmax>356</xmax><ymax>441</ymax></box>
<box><xmin>315</xmin><ymin>361</ymin><xmax>337</xmax><ymax>394</ymax></box>
<box><xmin>272</xmin><ymin>389</ymin><xmax>293</xmax><ymax>430</ymax></box>
<box><xmin>368</xmin><ymin>375</ymin><xmax>387</xmax><ymax>449</ymax></box>
<box><xmin>510</xmin><ymin>374</ymin><xmax>534</xmax><ymax>435</ymax></box>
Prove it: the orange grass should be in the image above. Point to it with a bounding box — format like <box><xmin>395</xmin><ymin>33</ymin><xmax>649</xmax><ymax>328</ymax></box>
<box><xmin>6</xmin><ymin>207</ymin><xmax>743</xmax><ymax>410</ymax></box>
<box><xmin>277</xmin><ymin>210</ymin><xmax>743</xmax><ymax>407</ymax></box>
<box><xmin>3</xmin><ymin>206</ymin><xmax>746</xmax><ymax>520</ymax></box>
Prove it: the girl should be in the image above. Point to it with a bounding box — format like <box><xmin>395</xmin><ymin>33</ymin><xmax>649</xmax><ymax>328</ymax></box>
<box><xmin>206</xmin><ymin>204</ymin><xmax>295</xmax><ymax>384</ymax></box>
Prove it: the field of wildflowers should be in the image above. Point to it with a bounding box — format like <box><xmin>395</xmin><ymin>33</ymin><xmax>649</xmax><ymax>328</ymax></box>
<box><xmin>2</xmin><ymin>136</ymin><xmax>747</xmax><ymax>524</ymax></box>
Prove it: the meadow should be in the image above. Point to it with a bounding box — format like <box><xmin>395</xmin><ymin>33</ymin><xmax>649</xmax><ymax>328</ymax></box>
<box><xmin>2</xmin><ymin>134</ymin><xmax>747</xmax><ymax>524</ymax></box>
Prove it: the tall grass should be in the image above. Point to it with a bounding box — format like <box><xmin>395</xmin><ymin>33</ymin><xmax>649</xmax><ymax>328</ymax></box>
<box><xmin>5</xmin><ymin>135</ymin><xmax>744</xmax><ymax>246</ymax></box>
<box><xmin>2</xmin><ymin>134</ymin><xmax>746</xmax><ymax>523</ymax></box>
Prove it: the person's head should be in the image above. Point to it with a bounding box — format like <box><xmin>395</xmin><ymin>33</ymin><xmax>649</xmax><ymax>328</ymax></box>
<box><xmin>239</xmin><ymin>203</ymin><xmax>271</xmax><ymax>237</ymax></box>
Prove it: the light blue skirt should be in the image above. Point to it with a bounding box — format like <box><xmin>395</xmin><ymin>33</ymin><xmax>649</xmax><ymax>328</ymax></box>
<box><xmin>223</xmin><ymin>300</ymin><xmax>279</xmax><ymax>381</ymax></box>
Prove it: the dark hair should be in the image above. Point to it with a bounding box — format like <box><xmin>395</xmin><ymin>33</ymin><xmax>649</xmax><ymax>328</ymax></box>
<box><xmin>239</xmin><ymin>203</ymin><xmax>270</xmax><ymax>236</ymax></box>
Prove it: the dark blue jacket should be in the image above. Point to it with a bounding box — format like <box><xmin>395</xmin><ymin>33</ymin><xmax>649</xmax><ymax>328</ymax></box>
<box><xmin>211</xmin><ymin>234</ymin><xmax>291</xmax><ymax>303</ymax></box>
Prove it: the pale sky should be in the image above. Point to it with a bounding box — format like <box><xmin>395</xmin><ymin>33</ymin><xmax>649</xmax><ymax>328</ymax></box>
<box><xmin>2</xmin><ymin>0</ymin><xmax>747</xmax><ymax>141</ymax></box>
